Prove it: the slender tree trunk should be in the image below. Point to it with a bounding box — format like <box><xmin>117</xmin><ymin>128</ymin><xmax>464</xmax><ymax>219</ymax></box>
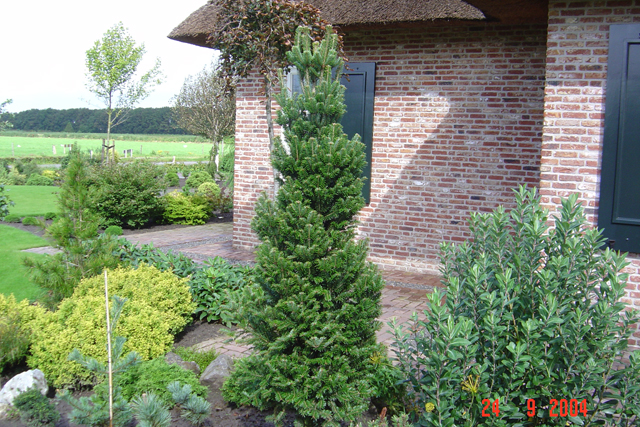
<box><xmin>104</xmin><ymin>270</ymin><xmax>114</xmax><ymax>427</ymax></box>
<box><xmin>264</xmin><ymin>76</ymin><xmax>279</xmax><ymax>196</ymax></box>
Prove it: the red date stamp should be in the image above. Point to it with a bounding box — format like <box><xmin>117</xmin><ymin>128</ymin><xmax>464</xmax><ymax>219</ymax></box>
<box><xmin>481</xmin><ymin>398</ymin><xmax>588</xmax><ymax>418</ymax></box>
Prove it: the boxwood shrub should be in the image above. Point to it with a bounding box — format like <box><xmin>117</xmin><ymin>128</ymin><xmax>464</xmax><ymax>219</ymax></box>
<box><xmin>27</xmin><ymin>265</ymin><xmax>195</xmax><ymax>388</ymax></box>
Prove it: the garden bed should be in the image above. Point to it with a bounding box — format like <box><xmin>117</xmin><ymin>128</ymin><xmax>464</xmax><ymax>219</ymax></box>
<box><xmin>1</xmin><ymin>319</ymin><xmax>379</xmax><ymax>427</ymax></box>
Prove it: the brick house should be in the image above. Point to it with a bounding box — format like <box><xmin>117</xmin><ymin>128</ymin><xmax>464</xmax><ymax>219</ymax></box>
<box><xmin>170</xmin><ymin>0</ymin><xmax>640</xmax><ymax>344</ymax></box>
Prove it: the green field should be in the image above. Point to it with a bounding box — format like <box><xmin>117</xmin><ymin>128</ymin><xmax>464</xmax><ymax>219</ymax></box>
<box><xmin>0</xmin><ymin>132</ymin><xmax>217</xmax><ymax>162</ymax></box>
<box><xmin>0</xmin><ymin>225</ymin><xmax>47</xmax><ymax>301</ymax></box>
<box><xmin>5</xmin><ymin>185</ymin><xmax>59</xmax><ymax>217</ymax></box>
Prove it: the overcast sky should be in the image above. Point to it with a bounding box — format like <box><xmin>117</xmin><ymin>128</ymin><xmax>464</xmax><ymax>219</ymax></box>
<box><xmin>0</xmin><ymin>1</ymin><xmax>218</xmax><ymax>113</ymax></box>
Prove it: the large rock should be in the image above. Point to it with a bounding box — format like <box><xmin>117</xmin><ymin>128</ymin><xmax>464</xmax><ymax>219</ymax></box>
<box><xmin>200</xmin><ymin>354</ymin><xmax>234</xmax><ymax>387</ymax></box>
<box><xmin>165</xmin><ymin>352</ymin><xmax>200</xmax><ymax>376</ymax></box>
<box><xmin>0</xmin><ymin>369</ymin><xmax>48</xmax><ymax>418</ymax></box>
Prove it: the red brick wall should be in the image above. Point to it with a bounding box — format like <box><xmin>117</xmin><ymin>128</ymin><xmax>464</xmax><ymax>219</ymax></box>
<box><xmin>233</xmin><ymin>23</ymin><xmax>548</xmax><ymax>272</ymax></box>
<box><xmin>541</xmin><ymin>0</ymin><xmax>640</xmax><ymax>345</ymax></box>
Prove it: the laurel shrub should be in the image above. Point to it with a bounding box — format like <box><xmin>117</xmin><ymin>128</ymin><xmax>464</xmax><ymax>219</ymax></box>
<box><xmin>391</xmin><ymin>187</ymin><xmax>640</xmax><ymax>426</ymax></box>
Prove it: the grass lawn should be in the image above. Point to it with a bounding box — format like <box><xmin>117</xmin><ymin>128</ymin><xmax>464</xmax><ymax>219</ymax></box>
<box><xmin>0</xmin><ymin>133</ymin><xmax>215</xmax><ymax>162</ymax></box>
<box><xmin>0</xmin><ymin>224</ymin><xmax>48</xmax><ymax>301</ymax></box>
<box><xmin>5</xmin><ymin>185</ymin><xmax>59</xmax><ymax>217</ymax></box>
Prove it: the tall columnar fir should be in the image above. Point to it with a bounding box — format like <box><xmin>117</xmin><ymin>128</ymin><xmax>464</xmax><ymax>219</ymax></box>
<box><xmin>222</xmin><ymin>27</ymin><xmax>384</xmax><ymax>426</ymax></box>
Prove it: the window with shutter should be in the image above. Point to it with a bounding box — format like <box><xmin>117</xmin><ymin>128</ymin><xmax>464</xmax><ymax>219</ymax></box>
<box><xmin>599</xmin><ymin>24</ymin><xmax>640</xmax><ymax>253</ymax></box>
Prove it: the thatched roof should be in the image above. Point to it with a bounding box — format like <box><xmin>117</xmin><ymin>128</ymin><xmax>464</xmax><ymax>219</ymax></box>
<box><xmin>168</xmin><ymin>0</ymin><xmax>547</xmax><ymax>49</ymax></box>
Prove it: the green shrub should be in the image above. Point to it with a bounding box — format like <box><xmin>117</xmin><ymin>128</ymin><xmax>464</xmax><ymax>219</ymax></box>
<box><xmin>391</xmin><ymin>187</ymin><xmax>640</xmax><ymax>426</ymax></box>
<box><xmin>172</xmin><ymin>346</ymin><xmax>217</xmax><ymax>373</ymax></box>
<box><xmin>27</xmin><ymin>265</ymin><xmax>195</xmax><ymax>388</ymax></box>
<box><xmin>118</xmin><ymin>241</ymin><xmax>250</xmax><ymax>326</ymax></box>
<box><xmin>0</xmin><ymin>183</ymin><xmax>13</xmax><ymax>220</ymax></box>
<box><xmin>104</xmin><ymin>225</ymin><xmax>124</xmax><ymax>236</ymax></box>
<box><xmin>117</xmin><ymin>357</ymin><xmax>207</xmax><ymax>406</ymax></box>
<box><xmin>165</xmin><ymin>171</ymin><xmax>180</xmax><ymax>187</ymax></box>
<box><xmin>161</xmin><ymin>191</ymin><xmax>210</xmax><ymax>225</ymax></box>
<box><xmin>25</xmin><ymin>174</ymin><xmax>54</xmax><ymax>186</ymax></box>
<box><xmin>0</xmin><ymin>294</ymin><xmax>33</xmax><ymax>374</ymax></box>
<box><xmin>41</xmin><ymin>170</ymin><xmax>60</xmax><ymax>182</ymax></box>
<box><xmin>184</xmin><ymin>171</ymin><xmax>213</xmax><ymax>191</ymax></box>
<box><xmin>192</xmin><ymin>257</ymin><xmax>252</xmax><ymax>323</ymax></box>
<box><xmin>21</xmin><ymin>216</ymin><xmax>40</xmax><ymax>226</ymax></box>
<box><xmin>7</xmin><ymin>170</ymin><xmax>27</xmax><ymax>185</ymax></box>
<box><xmin>62</xmin><ymin>295</ymin><xmax>139</xmax><ymax>427</ymax></box>
<box><xmin>4</xmin><ymin>213</ymin><xmax>21</xmax><ymax>223</ymax></box>
<box><xmin>14</xmin><ymin>160</ymin><xmax>42</xmax><ymax>178</ymax></box>
<box><xmin>90</xmin><ymin>161</ymin><xmax>167</xmax><ymax>228</ymax></box>
<box><xmin>43</xmin><ymin>212</ymin><xmax>57</xmax><ymax>220</ymax></box>
<box><xmin>12</xmin><ymin>387</ymin><xmax>60</xmax><ymax>427</ymax></box>
<box><xmin>196</xmin><ymin>181</ymin><xmax>220</xmax><ymax>199</ymax></box>
<box><xmin>369</xmin><ymin>351</ymin><xmax>409</xmax><ymax>417</ymax></box>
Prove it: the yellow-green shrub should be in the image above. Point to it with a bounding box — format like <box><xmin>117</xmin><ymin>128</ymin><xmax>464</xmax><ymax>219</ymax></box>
<box><xmin>0</xmin><ymin>294</ymin><xmax>46</xmax><ymax>374</ymax></box>
<box><xmin>27</xmin><ymin>265</ymin><xmax>195</xmax><ymax>388</ymax></box>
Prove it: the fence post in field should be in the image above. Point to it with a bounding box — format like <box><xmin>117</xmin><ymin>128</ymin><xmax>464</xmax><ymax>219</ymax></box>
<box><xmin>52</xmin><ymin>145</ymin><xmax>56</xmax><ymax>155</ymax></box>
<box><xmin>140</xmin><ymin>145</ymin><xmax>142</xmax><ymax>155</ymax></box>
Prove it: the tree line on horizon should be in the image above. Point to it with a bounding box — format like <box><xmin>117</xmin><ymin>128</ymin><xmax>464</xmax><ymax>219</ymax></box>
<box><xmin>0</xmin><ymin>107</ymin><xmax>189</xmax><ymax>135</ymax></box>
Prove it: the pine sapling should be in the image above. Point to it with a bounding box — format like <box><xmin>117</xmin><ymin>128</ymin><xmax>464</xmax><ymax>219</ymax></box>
<box><xmin>222</xmin><ymin>26</ymin><xmax>384</xmax><ymax>426</ymax></box>
<box><xmin>130</xmin><ymin>393</ymin><xmax>172</xmax><ymax>427</ymax></box>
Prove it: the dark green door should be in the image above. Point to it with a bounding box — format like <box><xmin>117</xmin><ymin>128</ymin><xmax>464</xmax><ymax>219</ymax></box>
<box><xmin>599</xmin><ymin>24</ymin><xmax>640</xmax><ymax>252</ymax></box>
<box><xmin>340</xmin><ymin>63</ymin><xmax>376</xmax><ymax>204</ymax></box>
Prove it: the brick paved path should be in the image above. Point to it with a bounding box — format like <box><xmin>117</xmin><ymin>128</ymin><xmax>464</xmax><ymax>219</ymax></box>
<box><xmin>125</xmin><ymin>223</ymin><xmax>441</xmax><ymax>358</ymax></box>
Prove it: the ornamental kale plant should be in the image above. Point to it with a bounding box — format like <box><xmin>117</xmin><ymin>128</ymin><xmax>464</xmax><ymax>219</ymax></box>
<box><xmin>222</xmin><ymin>27</ymin><xmax>385</xmax><ymax>426</ymax></box>
<box><xmin>391</xmin><ymin>187</ymin><xmax>640</xmax><ymax>427</ymax></box>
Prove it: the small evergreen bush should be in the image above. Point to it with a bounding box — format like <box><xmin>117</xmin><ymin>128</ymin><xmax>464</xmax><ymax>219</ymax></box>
<box><xmin>25</xmin><ymin>174</ymin><xmax>54</xmax><ymax>186</ymax></box>
<box><xmin>21</xmin><ymin>216</ymin><xmax>40</xmax><ymax>226</ymax></box>
<box><xmin>117</xmin><ymin>357</ymin><xmax>208</xmax><ymax>406</ymax></box>
<box><xmin>90</xmin><ymin>160</ymin><xmax>167</xmax><ymax>228</ymax></box>
<box><xmin>196</xmin><ymin>181</ymin><xmax>220</xmax><ymax>199</ymax></box>
<box><xmin>391</xmin><ymin>187</ymin><xmax>640</xmax><ymax>426</ymax></box>
<box><xmin>184</xmin><ymin>171</ymin><xmax>213</xmax><ymax>191</ymax></box>
<box><xmin>7</xmin><ymin>170</ymin><xmax>27</xmax><ymax>185</ymax></box>
<box><xmin>43</xmin><ymin>212</ymin><xmax>57</xmax><ymax>220</ymax></box>
<box><xmin>131</xmin><ymin>392</ymin><xmax>172</xmax><ymax>427</ymax></box>
<box><xmin>222</xmin><ymin>27</ymin><xmax>384</xmax><ymax>426</ymax></box>
<box><xmin>41</xmin><ymin>169</ymin><xmax>59</xmax><ymax>182</ymax></box>
<box><xmin>173</xmin><ymin>346</ymin><xmax>217</xmax><ymax>373</ymax></box>
<box><xmin>165</xmin><ymin>170</ymin><xmax>180</xmax><ymax>187</ymax></box>
<box><xmin>4</xmin><ymin>213</ymin><xmax>21</xmax><ymax>223</ymax></box>
<box><xmin>0</xmin><ymin>294</ymin><xmax>34</xmax><ymax>374</ymax></box>
<box><xmin>104</xmin><ymin>225</ymin><xmax>124</xmax><ymax>236</ymax></box>
<box><xmin>161</xmin><ymin>191</ymin><xmax>210</xmax><ymax>225</ymax></box>
<box><xmin>14</xmin><ymin>160</ymin><xmax>42</xmax><ymax>178</ymax></box>
<box><xmin>0</xmin><ymin>183</ymin><xmax>13</xmax><ymax>220</ymax></box>
<box><xmin>27</xmin><ymin>265</ymin><xmax>195</xmax><ymax>388</ymax></box>
<box><xmin>12</xmin><ymin>387</ymin><xmax>60</xmax><ymax>427</ymax></box>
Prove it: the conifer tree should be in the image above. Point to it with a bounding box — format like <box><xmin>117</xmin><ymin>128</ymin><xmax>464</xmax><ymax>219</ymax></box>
<box><xmin>222</xmin><ymin>27</ymin><xmax>384</xmax><ymax>426</ymax></box>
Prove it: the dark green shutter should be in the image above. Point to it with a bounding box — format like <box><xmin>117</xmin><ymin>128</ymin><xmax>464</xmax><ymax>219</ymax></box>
<box><xmin>599</xmin><ymin>24</ymin><xmax>640</xmax><ymax>253</ymax></box>
<box><xmin>340</xmin><ymin>63</ymin><xmax>376</xmax><ymax>204</ymax></box>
